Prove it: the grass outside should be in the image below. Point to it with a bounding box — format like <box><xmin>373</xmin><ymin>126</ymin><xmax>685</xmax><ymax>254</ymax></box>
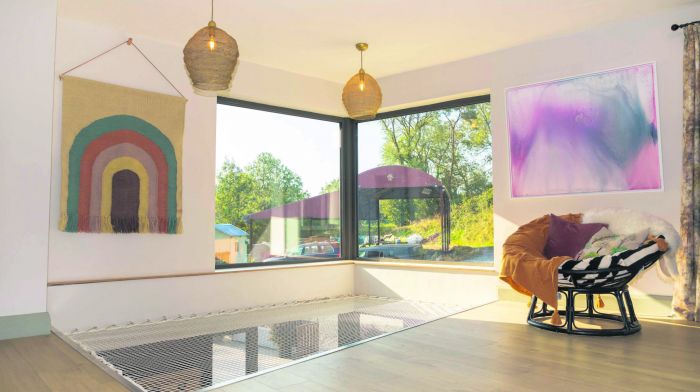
<box><xmin>382</xmin><ymin>208</ymin><xmax>494</xmax><ymax>249</ymax></box>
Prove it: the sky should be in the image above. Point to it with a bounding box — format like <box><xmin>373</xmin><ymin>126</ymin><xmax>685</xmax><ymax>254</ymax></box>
<box><xmin>216</xmin><ymin>105</ymin><xmax>385</xmax><ymax>196</ymax></box>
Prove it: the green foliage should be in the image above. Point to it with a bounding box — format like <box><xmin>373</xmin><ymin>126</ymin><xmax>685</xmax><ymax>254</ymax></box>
<box><xmin>379</xmin><ymin>199</ymin><xmax>438</xmax><ymax>227</ymax></box>
<box><xmin>450</xmin><ymin>187</ymin><xmax>494</xmax><ymax>247</ymax></box>
<box><xmin>320</xmin><ymin>178</ymin><xmax>340</xmax><ymax>194</ymax></box>
<box><xmin>245</xmin><ymin>152</ymin><xmax>309</xmax><ymax>207</ymax></box>
<box><xmin>215</xmin><ymin>153</ymin><xmax>309</xmax><ymax>228</ymax></box>
<box><xmin>382</xmin><ymin>188</ymin><xmax>494</xmax><ymax>248</ymax></box>
<box><xmin>388</xmin><ymin>215</ymin><xmax>442</xmax><ymax>240</ymax></box>
<box><xmin>215</xmin><ymin>160</ymin><xmax>260</xmax><ymax>228</ymax></box>
<box><xmin>378</xmin><ymin>103</ymin><xmax>493</xmax><ymax>247</ymax></box>
<box><xmin>380</xmin><ymin>103</ymin><xmax>492</xmax><ymax>205</ymax></box>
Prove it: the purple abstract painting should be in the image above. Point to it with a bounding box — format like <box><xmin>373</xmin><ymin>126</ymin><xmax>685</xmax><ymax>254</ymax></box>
<box><xmin>507</xmin><ymin>63</ymin><xmax>662</xmax><ymax>197</ymax></box>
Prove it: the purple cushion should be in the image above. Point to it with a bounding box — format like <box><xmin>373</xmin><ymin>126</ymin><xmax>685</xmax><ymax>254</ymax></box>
<box><xmin>543</xmin><ymin>214</ymin><xmax>607</xmax><ymax>258</ymax></box>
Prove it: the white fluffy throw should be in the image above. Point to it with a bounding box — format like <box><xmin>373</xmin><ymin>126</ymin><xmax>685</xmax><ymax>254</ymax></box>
<box><xmin>582</xmin><ymin>208</ymin><xmax>679</xmax><ymax>282</ymax></box>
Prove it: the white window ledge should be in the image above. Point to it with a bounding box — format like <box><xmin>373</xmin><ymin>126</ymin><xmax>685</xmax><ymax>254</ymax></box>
<box><xmin>49</xmin><ymin>259</ymin><xmax>497</xmax><ymax>286</ymax></box>
<box><xmin>353</xmin><ymin>260</ymin><xmax>497</xmax><ymax>274</ymax></box>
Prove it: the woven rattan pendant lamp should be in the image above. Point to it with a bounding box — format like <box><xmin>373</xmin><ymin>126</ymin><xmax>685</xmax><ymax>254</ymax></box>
<box><xmin>183</xmin><ymin>0</ymin><xmax>239</xmax><ymax>94</ymax></box>
<box><xmin>342</xmin><ymin>43</ymin><xmax>382</xmax><ymax>120</ymax></box>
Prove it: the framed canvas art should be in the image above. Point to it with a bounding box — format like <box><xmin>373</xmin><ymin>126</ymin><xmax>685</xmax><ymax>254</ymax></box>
<box><xmin>506</xmin><ymin>63</ymin><xmax>662</xmax><ymax>197</ymax></box>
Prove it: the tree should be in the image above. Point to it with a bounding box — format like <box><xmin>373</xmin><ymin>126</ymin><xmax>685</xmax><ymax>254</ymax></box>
<box><xmin>215</xmin><ymin>153</ymin><xmax>309</xmax><ymax>228</ymax></box>
<box><xmin>381</xmin><ymin>112</ymin><xmax>436</xmax><ymax>172</ymax></box>
<box><xmin>245</xmin><ymin>152</ymin><xmax>309</xmax><ymax>208</ymax></box>
<box><xmin>377</xmin><ymin>103</ymin><xmax>494</xmax><ymax>247</ymax></box>
<box><xmin>215</xmin><ymin>159</ymin><xmax>260</xmax><ymax>227</ymax></box>
<box><xmin>320</xmin><ymin>178</ymin><xmax>340</xmax><ymax>194</ymax></box>
<box><xmin>380</xmin><ymin>103</ymin><xmax>492</xmax><ymax>205</ymax></box>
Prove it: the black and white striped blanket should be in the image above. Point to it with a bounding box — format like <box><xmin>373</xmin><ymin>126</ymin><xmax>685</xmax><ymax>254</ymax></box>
<box><xmin>558</xmin><ymin>237</ymin><xmax>665</xmax><ymax>288</ymax></box>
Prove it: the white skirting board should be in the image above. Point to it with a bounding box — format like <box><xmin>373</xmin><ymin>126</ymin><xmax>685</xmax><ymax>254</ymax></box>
<box><xmin>49</xmin><ymin>263</ymin><xmax>354</xmax><ymax>333</ymax></box>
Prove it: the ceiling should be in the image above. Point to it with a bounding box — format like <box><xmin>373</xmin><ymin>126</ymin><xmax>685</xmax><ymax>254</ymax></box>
<box><xmin>60</xmin><ymin>0</ymin><xmax>698</xmax><ymax>83</ymax></box>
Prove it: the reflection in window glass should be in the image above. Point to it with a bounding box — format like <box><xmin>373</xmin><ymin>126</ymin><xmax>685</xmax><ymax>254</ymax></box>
<box><xmin>358</xmin><ymin>102</ymin><xmax>493</xmax><ymax>264</ymax></box>
<box><xmin>215</xmin><ymin>105</ymin><xmax>341</xmax><ymax>267</ymax></box>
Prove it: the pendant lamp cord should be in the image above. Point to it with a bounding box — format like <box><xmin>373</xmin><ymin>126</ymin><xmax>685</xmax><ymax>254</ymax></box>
<box><xmin>360</xmin><ymin>50</ymin><xmax>364</xmax><ymax>70</ymax></box>
<box><xmin>211</xmin><ymin>0</ymin><xmax>214</xmax><ymax>21</ymax></box>
<box><xmin>59</xmin><ymin>38</ymin><xmax>186</xmax><ymax>99</ymax></box>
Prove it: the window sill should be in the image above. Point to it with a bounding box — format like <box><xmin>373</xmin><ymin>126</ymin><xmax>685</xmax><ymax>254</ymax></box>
<box><xmin>353</xmin><ymin>260</ymin><xmax>497</xmax><ymax>274</ymax></box>
<box><xmin>48</xmin><ymin>260</ymin><xmax>354</xmax><ymax>286</ymax></box>
<box><xmin>48</xmin><ymin>260</ymin><xmax>495</xmax><ymax>286</ymax></box>
<box><xmin>215</xmin><ymin>260</ymin><xmax>354</xmax><ymax>273</ymax></box>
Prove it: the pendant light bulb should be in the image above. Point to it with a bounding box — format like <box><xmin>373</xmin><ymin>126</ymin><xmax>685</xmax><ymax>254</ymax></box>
<box><xmin>207</xmin><ymin>20</ymin><xmax>217</xmax><ymax>51</ymax></box>
<box><xmin>358</xmin><ymin>48</ymin><xmax>365</xmax><ymax>92</ymax></box>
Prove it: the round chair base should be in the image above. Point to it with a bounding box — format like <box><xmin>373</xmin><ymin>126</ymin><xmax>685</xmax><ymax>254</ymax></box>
<box><xmin>527</xmin><ymin>286</ymin><xmax>641</xmax><ymax>336</ymax></box>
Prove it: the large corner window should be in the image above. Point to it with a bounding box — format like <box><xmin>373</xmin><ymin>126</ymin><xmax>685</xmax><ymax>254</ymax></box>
<box><xmin>357</xmin><ymin>97</ymin><xmax>493</xmax><ymax>265</ymax></box>
<box><xmin>215</xmin><ymin>100</ymin><xmax>342</xmax><ymax>268</ymax></box>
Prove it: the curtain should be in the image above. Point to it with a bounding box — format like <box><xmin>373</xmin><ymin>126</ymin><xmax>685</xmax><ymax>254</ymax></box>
<box><xmin>674</xmin><ymin>25</ymin><xmax>700</xmax><ymax>321</ymax></box>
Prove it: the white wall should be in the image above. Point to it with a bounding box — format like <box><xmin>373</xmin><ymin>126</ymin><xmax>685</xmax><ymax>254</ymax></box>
<box><xmin>223</xmin><ymin>61</ymin><xmax>345</xmax><ymax>116</ymax></box>
<box><xmin>377</xmin><ymin>4</ymin><xmax>699</xmax><ymax>295</ymax></box>
<box><xmin>354</xmin><ymin>265</ymin><xmax>498</xmax><ymax>308</ymax></box>
<box><xmin>48</xmin><ymin>17</ymin><xmax>347</xmax><ymax>283</ymax></box>
<box><xmin>0</xmin><ymin>0</ymin><xmax>57</xmax><ymax>317</ymax></box>
<box><xmin>49</xmin><ymin>263</ymin><xmax>354</xmax><ymax>332</ymax></box>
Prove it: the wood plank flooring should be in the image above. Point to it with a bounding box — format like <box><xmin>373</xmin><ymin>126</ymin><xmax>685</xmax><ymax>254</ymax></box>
<box><xmin>0</xmin><ymin>332</ymin><xmax>125</xmax><ymax>391</ymax></box>
<box><xmin>2</xmin><ymin>301</ymin><xmax>698</xmax><ymax>392</ymax></box>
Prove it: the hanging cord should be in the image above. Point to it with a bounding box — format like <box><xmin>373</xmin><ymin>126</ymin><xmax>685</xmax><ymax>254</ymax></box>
<box><xmin>59</xmin><ymin>38</ymin><xmax>186</xmax><ymax>99</ymax></box>
<box><xmin>129</xmin><ymin>40</ymin><xmax>186</xmax><ymax>99</ymax></box>
<box><xmin>58</xmin><ymin>39</ymin><xmax>128</xmax><ymax>80</ymax></box>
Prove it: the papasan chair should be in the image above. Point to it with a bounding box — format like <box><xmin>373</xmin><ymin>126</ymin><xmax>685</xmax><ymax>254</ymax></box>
<box><xmin>501</xmin><ymin>209</ymin><xmax>679</xmax><ymax>336</ymax></box>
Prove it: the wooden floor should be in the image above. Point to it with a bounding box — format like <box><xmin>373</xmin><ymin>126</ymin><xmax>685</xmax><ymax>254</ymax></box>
<box><xmin>0</xmin><ymin>330</ymin><xmax>124</xmax><ymax>391</ymax></box>
<box><xmin>2</xmin><ymin>301</ymin><xmax>699</xmax><ymax>392</ymax></box>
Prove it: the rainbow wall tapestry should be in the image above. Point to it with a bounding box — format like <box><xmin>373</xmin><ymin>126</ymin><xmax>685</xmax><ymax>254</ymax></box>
<box><xmin>60</xmin><ymin>77</ymin><xmax>185</xmax><ymax>233</ymax></box>
<box><xmin>506</xmin><ymin>63</ymin><xmax>662</xmax><ymax>197</ymax></box>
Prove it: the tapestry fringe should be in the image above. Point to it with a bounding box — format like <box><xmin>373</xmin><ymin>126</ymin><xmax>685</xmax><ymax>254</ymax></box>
<box><xmin>59</xmin><ymin>214</ymin><xmax>181</xmax><ymax>234</ymax></box>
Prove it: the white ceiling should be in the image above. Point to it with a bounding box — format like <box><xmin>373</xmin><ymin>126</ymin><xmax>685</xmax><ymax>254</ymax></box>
<box><xmin>60</xmin><ymin>0</ymin><xmax>698</xmax><ymax>83</ymax></box>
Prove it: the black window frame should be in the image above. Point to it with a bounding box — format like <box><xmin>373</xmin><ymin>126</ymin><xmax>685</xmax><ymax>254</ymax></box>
<box><xmin>215</xmin><ymin>94</ymin><xmax>490</xmax><ymax>269</ymax></box>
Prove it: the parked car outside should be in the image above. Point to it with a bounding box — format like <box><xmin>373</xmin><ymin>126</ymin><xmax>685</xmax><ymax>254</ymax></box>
<box><xmin>263</xmin><ymin>241</ymin><xmax>341</xmax><ymax>262</ymax></box>
<box><xmin>358</xmin><ymin>244</ymin><xmax>422</xmax><ymax>259</ymax></box>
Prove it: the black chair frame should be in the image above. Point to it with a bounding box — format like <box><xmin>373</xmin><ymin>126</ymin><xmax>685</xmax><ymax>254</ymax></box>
<box><xmin>527</xmin><ymin>258</ymin><xmax>658</xmax><ymax>336</ymax></box>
